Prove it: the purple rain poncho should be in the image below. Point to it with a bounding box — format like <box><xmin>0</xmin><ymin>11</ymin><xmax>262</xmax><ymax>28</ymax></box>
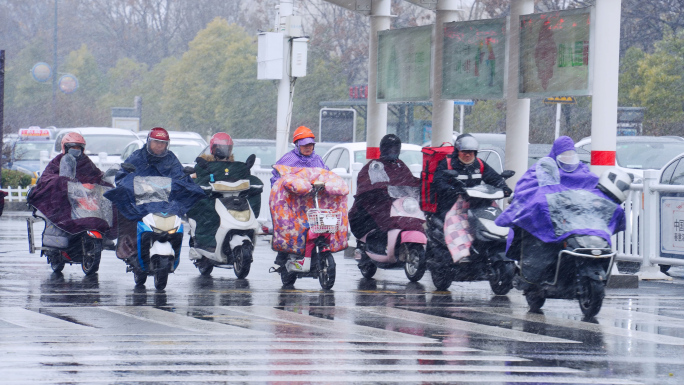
<box><xmin>270</xmin><ymin>148</ymin><xmax>327</xmax><ymax>186</ymax></box>
<box><xmin>495</xmin><ymin>136</ymin><xmax>626</xmax><ymax>244</ymax></box>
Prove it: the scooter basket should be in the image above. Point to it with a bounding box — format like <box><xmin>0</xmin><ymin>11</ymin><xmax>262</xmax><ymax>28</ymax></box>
<box><xmin>307</xmin><ymin>209</ymin><xmax>342</xmax><ymax>233</ymax></box>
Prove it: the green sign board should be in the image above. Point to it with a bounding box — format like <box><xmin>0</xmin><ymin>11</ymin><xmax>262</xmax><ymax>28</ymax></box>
<box><xmin>377</xmin><ymin>25</ymin><xmax>432</xmax><ymax>103</ymax></box>
<box><xmin>442</xmin><ymin>18</ymin><xmax>507</xmax><ymax>100</ymax></box>
<box><xmin>519</xmin><ymin>7</ymin><xmax>594</xmax><ymax>98</ymax></box>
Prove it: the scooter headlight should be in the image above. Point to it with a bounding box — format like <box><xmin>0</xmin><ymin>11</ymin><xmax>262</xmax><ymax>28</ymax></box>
<box><xmin>402</xmin><ymin>197</ymin><xmax>419</xmax><ymax>214</ymax></box>
<box><xmin>228</xmin><ymin>209</ymin><xmax>251</xmax><ymax>222</ymax></box>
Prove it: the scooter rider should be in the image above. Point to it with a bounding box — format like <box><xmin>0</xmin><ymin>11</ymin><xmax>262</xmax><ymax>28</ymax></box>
<box><xmin>108</xmin><ymin>127</ymin><xmax>204</xmax><ymax>261</ymax></box>
<box><xmin>270</xmin><ymin>126</ymin><xmax>329</xmax><ymax>272</ymax></box>
<box><xmin>432</xmin><ymin>134</ymin><xmax>511</xmax><ymax>260</ymax></box>
<box><xmin>349</xmin><ymin>134</ymin><xmax>421</xmax><ymax>242</ymax></box>
<box><xmin>187</xmin><ymin>132</ymin><xmax>263</xmax><ymax>252</ymax></box>
<box><xmin>28</xmin><ymin>132</ymin><xmax>116</xmax><ymax>244</ymax></box>
<box><xmin>433</xmin><ymin>134</ymin><xmax>511</xmax><ymax>219</ymax></box>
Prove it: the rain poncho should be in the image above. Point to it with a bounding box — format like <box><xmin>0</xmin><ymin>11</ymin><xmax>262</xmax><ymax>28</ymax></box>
<box><xmin>270</xmin><ymin>148</ymin><xmax>327</xmax><ymax>186</ymax></box>
<box><xmin>495</xmin><ymin>136</ymin><xmax>625</xmax><ymax>244</ymax></box>
<box><xmin>28</xmin><ymin>153</ymin><xmax>114</xmax><ymax>235</ymax></box>
<box><xmin>270</xmin><ymin>165</ymin><xmax>348</xmax><ymax>255</ymax></box>
<box><xmin>349</xmin><ymin>158</ymin><xmax>422</xmax><ymax>239</ymax></box>
<box><xmin>104</xmin><ymin>145</ymin><xmax>205</xmax><ymax>220</ymax></box>
<box><xmin>187</xmin><ymin>158</ymin><xmax>264</xmax><ymax>249</ymax></box>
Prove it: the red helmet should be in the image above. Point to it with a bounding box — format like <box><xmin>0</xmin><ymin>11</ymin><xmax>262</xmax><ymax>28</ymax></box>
<box><xmin>147</xmin><ymin>127</ymin><xmax>170</xmax><ymax>157</ymax></box>
<box><xmin>148</xmin><ymin>127</ymin><xmax>170</xmax><ymax>141</ymax></box>
<box><xmin>61</xmin><ymin>132</ymin><xmax>86</xmax><ymax>153</ymax></box>
<box><xmin>209</xmin><ymin>132</ymin><xmax>233</xmax><ymax>159</ymax></box>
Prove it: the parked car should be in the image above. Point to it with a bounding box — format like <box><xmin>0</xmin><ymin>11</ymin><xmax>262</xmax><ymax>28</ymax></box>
<box><xmin>228</xmin><ymin>139</ymin><xmax>293</xmax><ymax>168</ymax></box>
<box><xmin>7</xmin><ymin>127</ymin><xmax>57</xmax><ymax>183</ymax></box>
<box><xmin>121</xmin><ymin>131</ymin><xmax>208</xmax><ymax>167</ymax></box>
<box><xmin>50</xmin><ymin>127</ymin><xmax>139</xmax><ymax>172</ymax></box>
<box><xmin>575</xmin><ymin>136</ymin><xmax>684</xmax><ymax>182</ymax></box>
<box><xmin>322</xmin><ymin>142</ymin><xmax>423</xmax><ymax>174</ymax></box>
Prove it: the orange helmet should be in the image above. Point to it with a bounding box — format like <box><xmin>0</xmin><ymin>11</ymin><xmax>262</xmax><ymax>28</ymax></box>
<box><xmin>61</xmin><ymin>132</ymin><xmax>86</xmax><ymax>153</ymax></box>
<box><xmin>292</xmin><ymin>126</ymin><xmax>315</xmax><ymax>144</ymax></box>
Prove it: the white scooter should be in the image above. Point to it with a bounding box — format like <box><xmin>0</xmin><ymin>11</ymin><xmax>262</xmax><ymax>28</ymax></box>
<box><xmin>188</xmin><ymin>180</ymin><xmax>261</xmax><ymax>278</ymax></box>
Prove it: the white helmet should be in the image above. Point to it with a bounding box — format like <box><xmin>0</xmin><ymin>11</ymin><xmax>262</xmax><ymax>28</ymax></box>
<box><xmin>597</xmin><ymin>168</ymin><xmax>633</xmax><ymax>204</ymax></box>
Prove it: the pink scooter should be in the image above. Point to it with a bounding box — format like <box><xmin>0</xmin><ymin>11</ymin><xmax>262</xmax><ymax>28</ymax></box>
<box><xmin>354</xmin><ymin>186</ymin><xmax>427</xmax><ymax>282</ymax></box>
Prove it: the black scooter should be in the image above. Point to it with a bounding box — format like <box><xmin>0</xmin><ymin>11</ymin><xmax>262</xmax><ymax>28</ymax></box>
<box><xmin>427</xmin><ymin>170</ymin><xmax>516</xmax><ymax>294</ymax></box>
<box><xmin>512</xmin><ymin>228</ymin><xmax>616</xmax><ymax>318</ymax></box>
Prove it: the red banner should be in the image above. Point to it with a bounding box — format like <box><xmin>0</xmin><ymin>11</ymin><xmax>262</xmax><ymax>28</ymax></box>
<box><xmin>591</xmin><ymin>150</ymin><xmax>616</xmax><ymax>166</ymax></box>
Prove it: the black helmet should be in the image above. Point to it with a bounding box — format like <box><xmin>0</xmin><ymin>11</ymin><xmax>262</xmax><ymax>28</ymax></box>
<box><xmin>380</xmin><ymin>134</ymin><xmax>401</xmax><ymax>161</ymax></box>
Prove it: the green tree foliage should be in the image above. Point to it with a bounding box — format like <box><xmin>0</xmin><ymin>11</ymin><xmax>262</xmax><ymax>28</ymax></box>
<box><xmin>58</xmin><ymin>44</ymin><xmax>108</xmax><ymax>127</ymax></box>
<box><xmin>162</xmin><ymin>18</ymin><xmax>266</xmax><ymax>137</ymax></box>
<box><xmin>618</xmin><ymin>46</ymin><xmax>645</xmax><ymax>107</ymax></box>
<box><xmin>630</xmin><ymin>28</ymin><xmax>684</xmax><ymax>129</ymax></box>
<box><xmin>466</xmin><ymin>100</ymin><xmax>506</xmax><ymax>134</ymax></box>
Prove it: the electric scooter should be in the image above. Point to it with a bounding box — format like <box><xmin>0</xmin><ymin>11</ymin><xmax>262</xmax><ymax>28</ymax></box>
<box><xmin>277</xmin><ymin>181</ymin><xmax>342</xmax><ymax>290</ymax></box>
<box><xmin>427</xmin><ymin>170</ymin><xmax>517</xmax><ymax>294</ymax></box>
<box><xmin>188</xmin><ymin>179</ymin><xmax>261</xmax><ymax>278</ymax></box>
<box><xmin>354</xmin><ymin>186</ymin><xmax>427</xmax><ymax>282</ymax></box>
<box><xmin>27</xmin><ymin>182</ymin><xmax>113</xmax><ymax>275</ymax></box>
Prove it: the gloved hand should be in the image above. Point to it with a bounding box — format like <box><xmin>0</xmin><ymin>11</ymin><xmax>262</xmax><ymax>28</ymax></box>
<box><xmin>59</xmin><ymin>153</ymin><xmax>77</xmax><ymax>179</ymax></box>
<box><xmin>121</xmin><ymin>163</ymin><xmax>136</xmax><ymax>173</ymax></box>
<box><xmin>194</xmin><ymin>157</ymin><xmax>208</xmax><ymax>170</ymax></box>
<box><xmin>503</xmin><ymin>186</ymin><xmax>513</xmax><ymax>197</ymax></box>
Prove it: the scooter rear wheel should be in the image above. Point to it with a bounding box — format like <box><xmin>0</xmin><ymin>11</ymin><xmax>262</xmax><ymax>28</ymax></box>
<box><xmin>489</xmin><ymin>262</ymin><xmax>515</xmax><ymax>295</ymax></box>
<box><xmin>578</xmin><ymin>278</ymin><xmax>604</xmax><ymax>318</ymax></box>
<box><xmin>402</xmin><ymin>244</ymin><xmax>426</xmax><ymax>282</ymax></box>
<box><xmin>318</xmin><ymin>252</ymin><xmax>336</xmax><ymax>290</ymax></box>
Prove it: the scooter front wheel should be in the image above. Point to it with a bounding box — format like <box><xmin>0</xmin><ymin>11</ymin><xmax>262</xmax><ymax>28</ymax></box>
<box><xmin>431</xmin><ymin>264</ymin><xmax>454</xmax><ymax>291</ymax></box>
<box><xmin>280</xmin><ymin>271</ymin><xmax>297</xmax><ymax>286</ymax></box>
<box><xmin>402</xmin><ymin>244</ymin><xmax>426</xmax><ymax>282</ymax></box>
<box><xmin>197</xmin><ymin>258</ymin><xmax>214</xmax><ymax>276</ymax></box>
<box><xmin>489</xmin><ymin>261</ymin><xmax>515</xmax><ymax>295</ymax></box>
<box><xmin>134</xmin><ymin>271</ymin><xmax>147</xmax><ymax>285</ymax></box>
<box><xmin>578</xmin><ymin>278</ymin><xmax>604</xmax><ymax>318</ymax></box>
<box><xmin>81</xmin><ymin>239</ymin><xmax>102</xmax><ymax>276</ymax></box>
<box><xmin>318</xmin><ymin>252</ymin><xmax>336</xmax><ymax>290</ymax></box>
<box><xmin>233</xmin><ymin>245</ymin><xmax>252</xmax><ymax>279</ymax></box>
<box><xmin>154</xmin><ymin>270</ymin><xmax>169</xmax><ymax>290</ymax></box>
<box><xmin>358</xmin><ymin>262</ymin><xmax>377</xmax><ymax>279</ymax></box>
<box><xmin>50</xmin><ymin>257</ymin><xmax>65</xmax><ymax>273</ymax></box>
<box><xmin>525</xmin><ymin>287</ymin><xmax>546</xmax><ymax>312</ymax></box>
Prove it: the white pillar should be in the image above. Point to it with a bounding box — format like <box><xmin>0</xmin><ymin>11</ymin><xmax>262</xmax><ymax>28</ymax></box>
<box><xmin>504</xmin><ymin>0</ymin><xmax>533</xmax><ymax>188</ymax></box>
<box><xmin>590</xmin><ymin>0</ymin><xmax>622</xmax><ymax>176</ymax></box>
<box><xmin>275</xmin><ymin>0</ymin><xmax>294</xmax><ymax>160</ymax></box>
<box><xmin>366</xmin><ymin>0</ymin><xmax>391</xmax><ymax>160</ymax></box>
<box><xmin>431</xmin><ymin>0</ymin><xmax>462</xmax><ymax>146</ymax></box>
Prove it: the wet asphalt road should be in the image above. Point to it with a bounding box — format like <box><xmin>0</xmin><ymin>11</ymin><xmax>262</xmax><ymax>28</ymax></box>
<box><xmin>2</xmin><ymin>212</ymin><xmax>684</xmax><ymax>384</ymax></box>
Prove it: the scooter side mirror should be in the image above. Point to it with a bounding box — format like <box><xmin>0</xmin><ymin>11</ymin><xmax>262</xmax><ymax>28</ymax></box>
<box><xmin>501</xmin><ymin>170</ymin><xmax>515</xmax><ymax>179</ymax></box>
<box><xmin>183</xmin><ymin>166</ymin><xmax>195</xmax><ymax>175</ymax></box>
<box><xmin>245</xmin><ymin>154</ymin><xmax>256</xmax><ymax>169</ymax></box>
